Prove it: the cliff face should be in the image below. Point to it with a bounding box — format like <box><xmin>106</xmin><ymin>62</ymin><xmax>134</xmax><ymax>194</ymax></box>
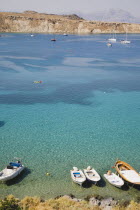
<box><xmin>0</xmin><ymin>11</ymin><xmax>140</xmax><ymax>34</ymax></box>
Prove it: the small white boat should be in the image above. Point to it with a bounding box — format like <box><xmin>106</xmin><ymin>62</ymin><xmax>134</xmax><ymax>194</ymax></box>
<box><xmin>104</xmin><ymin>171</ymin><xmax>124</xmax><ymax>188</ymax></box>
<box><xmin>63</xmin><ymin>33</ymin><xmax>68</xmax><ymax>36</ymax></box>
<box><xmin>108</xmin><ymin>38</ymin><xmax>116</xmax><ymax>42</ymax></box>
<box><xmin>120</xmin><ymin>31</ymin><xmax>131</xmax><ymax>44</ymax></box>
<box><xmin>0</xmin><ymin>160</ymin><xmax>25</xmax><ymax>182</ymax></box>
<box><xmin>30</xmin><ymin>34</ymin><xmax>34</xmax><ymax>37</ymax></box>
<box><xmin>120</xmin><ymin>40</ymin><xmax>131</xmax><ymax>44</ymax></box>
<box><xmin>70</xmin><ymin>167</ymin><xmax>86</xmax><ymax>185</ymax></box>
<box><xmin>83</xmin><ymin>166</ymin><xmax>101</xmax><ymax>183</ymax></box>
<box><xmin>107</xmin><ymin>43</ymin><xmax>112</xmax><ymax>47</ymax></box>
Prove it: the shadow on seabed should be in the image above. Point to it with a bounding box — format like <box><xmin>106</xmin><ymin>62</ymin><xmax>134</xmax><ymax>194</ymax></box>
<box><xmin>6</xmin><ymin>167</ymin><xmax>31</xmax><ymax>186</ymax></box>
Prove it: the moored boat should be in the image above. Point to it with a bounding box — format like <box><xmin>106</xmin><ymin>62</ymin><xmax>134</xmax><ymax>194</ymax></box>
<box><xmin>104</xmin><ymin>170</ymin><xmax>124</xmax><ymax>188</ymax></box>
<box><xmin>120</xmin><ymin>31</ymin><xmax>131</xmax><ymax>44</ymax></box>
<box><xmin>83</xmin><ymin>166</ymin><xmax>100</xmax><ymax>183</ymax></box>
<box><xmin>107</xmin><ymin>43</ymin><xmax>112</xmax><ymax>47</ymax></box>
<box><xmin>33</xmin><ymin>80</ymin><xmax>42</xmax><ymax>84</ymax></box>
<box><xmin>115</xmin><ymin>160</ymin><xmax>140</xmax><ymax>185</ymax></box>
<box><xmin>108</xmin><ymin>38</ymin><xmax>116</xmax><ymax>42</ymax></box>
<box><xmin>51</xmin><ymin>38</ymin><xmax>56</xmax><ymax>41</ymax></box>
<box><xmin>120</xmin><ymin>40</ymin><xmax>131</xmax><ymax>44</ymax></box>
<box><xmin>70</xmin><ymin>167</ymin><xmax>86</xmax><ymax>185</ymax></box>
<box><xmin>0</xmin><ymin>160</ymin><xmax>25</xmax><ymax>182</ymax></box>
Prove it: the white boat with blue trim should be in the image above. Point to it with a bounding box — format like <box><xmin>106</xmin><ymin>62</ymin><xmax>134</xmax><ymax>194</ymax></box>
<box><xmin>70</xmin><ymin>167</ymin><xmax>86</xmax><ymax>185</ymax></box>
<box><xmin>104</xmin><ymin>170</ymin><xmax>124</xmax><ymax>188</ymax></box>
<box><xmin>0</xmin><ymin>160</ymin><xmax>25</xmax><ymax>182</ymax></box>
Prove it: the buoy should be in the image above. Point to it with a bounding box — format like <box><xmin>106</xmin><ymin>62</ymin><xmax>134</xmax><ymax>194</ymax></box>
<box><xmin>46</xmin><ymin>172</ymin><xmax>50</xmax><ymax>176</ymax></box>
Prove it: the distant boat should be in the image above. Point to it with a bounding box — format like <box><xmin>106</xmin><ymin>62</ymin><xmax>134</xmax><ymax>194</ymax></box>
<box><xmin>30</xmin><ymin>34</ymin><xmax>34</xmax><ymax>37</ymax></box>
<box><xmin>51</xmin><ymin>38</ymin><xmax>56</xmax><ymax>41</ymax></box>
<box><xmin>70</xmin><ymin>167</ymin><xmax>86</xmax><ymax>185</ymax></box>
<box><xmin>33</xmin><ymin>81</ymin><xmax>42</xmax><ymax>84</ymax></box>
<box><xmin>108</xmin><ymin>38</ymin><xmax>116</xmax><ymax>42</ymax></box>
<box><xmin>108</xmin><ymin>31</ymin><xmax>116</xmax><ymax>42</ymax></box>
<box><xmin>107</xmin><ymin>43</ymin><xmax>112</xmax><ymax>47</ymax></box>
<box><xmin>83</xmin><ymin>166</ymin><xmax>101</xmax><ymax>183</ymax></box>
<box><xmin>0</xmin><ymin>160</ymin><xmax>25</xmax><ymax>182</ymax></box>
<box><xmin>120</xmin><ymin>32</ymin><xmax>131</xmax><ymax>44</ymax></box>
<box><xmin>115</xmin><ymin>160</ymin><xmax>140</xmax><ymax>185</ymax></box>
<box><xmin>104</xmin><ymin>170</ymin><xmax>124</xmax><ymax>188</ymax></box>
<box><xmin>63</xmin><ymin>33</ymin><xmax>68</xmax><ymax>36</ymax></box>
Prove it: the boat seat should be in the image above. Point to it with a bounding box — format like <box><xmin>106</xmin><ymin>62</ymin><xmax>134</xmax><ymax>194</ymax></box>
<box><xmin>87</xmin><ymin>172</ymin><xmax>95</xmax><ymax>177</ymax></box>
<box><xmin>73</xmin><ymin>172</ymin><xmax>81</xmax><ymax>178</ymax></box>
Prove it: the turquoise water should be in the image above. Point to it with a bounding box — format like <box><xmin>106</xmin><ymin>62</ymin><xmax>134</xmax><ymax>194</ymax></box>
<box><xmin>0</xmin><ymin>33</ymin><xmax>140</xmax><ymax>200</ymax></box>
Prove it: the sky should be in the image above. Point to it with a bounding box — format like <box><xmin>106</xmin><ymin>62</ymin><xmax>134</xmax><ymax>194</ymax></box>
<box><xmin>0</xmin><ymin>0</ymin><xmax>140</xmax><ymax>17</ymax></box>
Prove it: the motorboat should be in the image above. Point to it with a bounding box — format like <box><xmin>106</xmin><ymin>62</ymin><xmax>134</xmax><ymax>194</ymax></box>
<box><xmin>70</xmin><ymin>167</ymin><xmax>86</xmax><ymax>185</ymax></box>
<box><xmin>107</xmin><ymin>43</ymin><xmax>112</xmax><ymax>47</ymax></box>
<box><xmin>51</xmin><ymin>38</ymin><xmax>56</xmax><ymax>41</ymax></box>
<box><xmin>0</xmin><ymin>160</ymin><xmax>25</xmax><ymax>182</ymax></box>
<box><xmin>63</xmin><ymin>33</ymin><xmax>68</xmax><ymax>36</ymax></box>
<box><xmin>30</xmin><ymin>34</ymin><xmax>34</xmax><ymax>37</ymax></box>
<box><xmin>33</xmin><ymin>81</ymin><xmax>42</xmax><ymax>84</ymax></box>
<box><xmin>83</xmin><ymin>166</ymin><xmax>100</xmax><ymax>183</ymax></box>
<box><xmin>104</xmin><ymin>170</ymin><xmax>124</xmax><ymax>188</ymax></box>
<box><xmin>115</xmin><ymin>160</ymin><xmax>140</xmax><ymax>185</ymax></box>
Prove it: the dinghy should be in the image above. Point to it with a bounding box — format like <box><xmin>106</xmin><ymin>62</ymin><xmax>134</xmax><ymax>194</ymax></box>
<box><xmin>83</xmin><ymin>166</ymin><xmax>100</xmax><ymax>183</ymax></box>
<box><xmin>0</xmin><ymin>160</ymin><xmax>25</xmax><ymax>182</ymax></box>
<box><xmin>51</xmin><ymin>38</ymin><xmax>56</xmax><ymax>41</ymax></box>
<box><xmin>70</xmin><ymin>167</ymin><xmax>86</xmax><ymax>185</ymax></box>
<box><xmin>115</xmin><ymin>160</ymin><xmax>140</xmax><ymax>185</ymax></box>
<box><xmin>33</xmin><ymin>81</ymin><xmax>42</xmax><ymax>84</ymax></box>
<box><xmin>107</xmin><ymin>43</ymin><xmax>112</xmax><ymax>47</ymax></box>
<box><xmin>104</xmin><ymin>170</ymin><xmax>124</xmax><ymax>188</ymax></box>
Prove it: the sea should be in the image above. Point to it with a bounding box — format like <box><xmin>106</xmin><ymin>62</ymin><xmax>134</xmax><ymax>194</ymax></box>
<box><xmin>0</xmin><ymin>33</ymin><xmax>140</xmax><ymax>201</ymax></box>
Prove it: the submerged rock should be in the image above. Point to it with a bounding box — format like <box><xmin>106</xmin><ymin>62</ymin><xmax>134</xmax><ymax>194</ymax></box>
<box><xmin>100</xmin><ymin>197</ymin><xmax>117</xmax><ymax>207</ymax></box>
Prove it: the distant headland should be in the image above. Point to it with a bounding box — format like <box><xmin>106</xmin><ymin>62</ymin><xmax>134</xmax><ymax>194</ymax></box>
<box><xmin>0</xmin><ymin>11</ymin><xmax>140</xmax><ymax>34</ymax></box>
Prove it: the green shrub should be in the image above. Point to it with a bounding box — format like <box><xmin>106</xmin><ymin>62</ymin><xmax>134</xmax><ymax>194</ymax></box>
<box><xmin>0</xmin><ymin>195</ymin><xmax>20</xmax><ymax>210</ymax></box>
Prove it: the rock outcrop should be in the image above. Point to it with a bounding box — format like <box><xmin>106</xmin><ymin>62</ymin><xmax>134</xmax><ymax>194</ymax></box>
<box><xmin>0</xmin><ymin>11</ymin><xmax>140</xmax><ymax>34</ymax></box>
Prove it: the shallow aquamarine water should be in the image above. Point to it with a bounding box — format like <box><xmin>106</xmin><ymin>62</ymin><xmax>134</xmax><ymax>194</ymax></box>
<box><xmin>0</xmin><ymin>33</ymin><xmax>140</xmax><ymax>200</ymax></box>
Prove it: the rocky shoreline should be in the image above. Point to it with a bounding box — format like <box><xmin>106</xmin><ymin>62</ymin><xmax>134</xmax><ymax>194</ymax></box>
<box><xmin>59</xmin><ymin>195</ymin><xmax>118</xmax><ymax>209</ymax></box>
<box><xmin>0</xmin><ymin>11</ymin><xmax>140</xmax><ymax>34</ymax></box>
<box><xmin>0</xmin><ymin>194</ymin><xmax>140</xmax><ymax>209</ymax></box>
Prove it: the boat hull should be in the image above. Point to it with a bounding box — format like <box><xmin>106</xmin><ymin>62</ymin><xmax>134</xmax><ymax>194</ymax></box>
<box><xmin>115</xmin><ymin>160</ymin><xmax>140</xmax><ymax>185</ymax></box>
<box><xmin>0</xmin><ymin>166</ymin><xmax>25</xmax><ymax>182</ymax></box>
<box><xmin>108</xmin><ymin>38</ymin><xmax>116</xmax><ymax>42</ymax></box>
<box><xmin>83</xmin><ymin>169</ymin><xmax>100</xmax><ymax>183</ymax></box>
<box><xmin>121</xmin><ymin>40</ymin><xmax>131</xmax><ymax>44</ymax></box>
<box><xmin>104</xmin><ymin>173</ymin><xmax>124</xmax><ymax>188</ymax></box>
<box><xmin>70</xmin><ymin>170</ymin><xmax>86</xmax><ymax>185</ymax></box>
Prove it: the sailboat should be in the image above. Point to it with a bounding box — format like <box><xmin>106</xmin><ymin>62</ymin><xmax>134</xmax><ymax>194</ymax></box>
<box><xmin>120</xmin><ymin>31</ymin><xmax>131</xmax><ymax>44</ymax></box>
<box><xmin>108</xmin><ymin>31</ymin><xmax>116</xmax><ymax>42</ymax></box>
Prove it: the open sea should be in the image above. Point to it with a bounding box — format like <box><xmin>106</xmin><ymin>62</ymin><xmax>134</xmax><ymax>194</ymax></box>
<box><xmin>0</xmin><ymin>33</ymin><xmax>140</xmax><ymax>201</ymax></box>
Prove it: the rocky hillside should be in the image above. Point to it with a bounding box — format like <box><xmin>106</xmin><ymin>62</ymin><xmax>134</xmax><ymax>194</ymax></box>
<box><xmin>0</xmin><ymin>11</ymin><xmax>140</xmax><ymax>34</ymax></box>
